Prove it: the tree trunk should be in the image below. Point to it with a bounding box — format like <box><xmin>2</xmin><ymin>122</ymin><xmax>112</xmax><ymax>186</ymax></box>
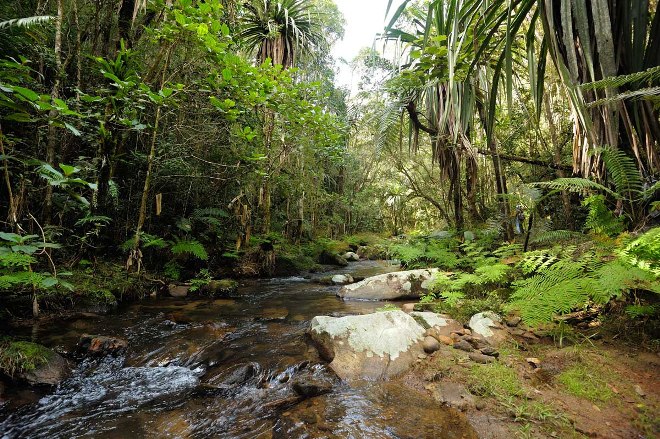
<box><xmin>44</xmin><ymin>0</ymin><xmax>64</xmax><ymax>224</ymax></box>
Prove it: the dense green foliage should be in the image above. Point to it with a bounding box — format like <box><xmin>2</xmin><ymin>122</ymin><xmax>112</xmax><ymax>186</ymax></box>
<box><xmin>0</xmin><ymin>0</ymin><xmax>658</xmax><ymax>329</ymax></box>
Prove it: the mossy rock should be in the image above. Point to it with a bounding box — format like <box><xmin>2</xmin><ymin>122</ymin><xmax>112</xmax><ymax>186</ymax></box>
<box><xmin>318</xmin><ymin>250</ymin><xmax>348</xmax><ymax>266</ymax></box>
<box><xmin>200</xmin><ymin>279</ymin><xmax>239</xmax><ymax>298</ymax></box>
<box><xmin>0</xmin><ymin>340</ymin><xmax>70</xmax><ymax>385</ymax></box>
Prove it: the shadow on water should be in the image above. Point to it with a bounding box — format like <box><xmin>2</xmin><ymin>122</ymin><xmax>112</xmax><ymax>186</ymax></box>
<box><xmin>0</xmin><ymin>261</ymin><xmax>477</xmax><ymax>438</ymax></box>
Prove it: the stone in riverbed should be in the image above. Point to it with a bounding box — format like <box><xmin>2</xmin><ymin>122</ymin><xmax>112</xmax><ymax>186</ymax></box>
<box><xmin>19</xmin><ymin>350</ymin><xmax>71</xmax><ymax>386</ymax></box>
<box><xmin>430</xmin><ymin>382</ymin><xmax>476</xmax><ymax>411</ymax></box>
<box><xmin>331</xmin><ymin>274</ymin><xmax>353</xmax><ymax>285</ymax></box>
<box><xmin>307</xmin><ymin>310</ymin><xmax>425</xmax><ymax>380</ymax></box>
<box><xmin>342</xmin><ymin>252</ymin><xmax>360</xmax><ymax>262</ymax></box>
<box><xmin>168</xmin><ymin>284</ymin><xmax>190</xmax><ymax>298</ymax></box>
<box><xmin>468</xmin><ymin>312</ymin><xmax>508</xmax><ymax>346</ymax></box>
<box><xmin>337</xmin><ymin>269</ymin><xmax>439</xmax><ymax>301</ymax></box>
<box><xmin>318</xmin><ymin>250</ymin><xmax>348</xmax><ymax>266</ymax></box>
<box><xmin>422</xmin><ymin>336</ymin><xmax>441</xmax><ymax>354</ymax></box>
<box><xmin>77</xmin><ymin>334</ymin><xmax>128</xmax><ymax>356</ymax></box>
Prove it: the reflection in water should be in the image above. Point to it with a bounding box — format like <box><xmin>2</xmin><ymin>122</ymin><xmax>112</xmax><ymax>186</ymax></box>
<box><xmin>0</xmin><ymin>261</ymin><xmax>476</xmax><ymax>438</ymax></box>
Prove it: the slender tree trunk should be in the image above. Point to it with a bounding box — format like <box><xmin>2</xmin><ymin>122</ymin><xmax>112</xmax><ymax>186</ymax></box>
<box><xmin>0</xmin><ymin>124</ymin><xmax>17</xmax><ymax>228</ymax></box>
<box><xmin>44</xmin><ymin>0</ymin><xmax>64</xmax><ymax>224</ymax></box>
<box><xmin>477</xmin><ymin>101</ymin><xmax>512</xmax><ymax>239</ymax></box>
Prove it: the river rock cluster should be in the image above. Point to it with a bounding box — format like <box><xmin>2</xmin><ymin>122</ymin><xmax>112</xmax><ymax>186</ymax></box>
<box><xmin>307</xmin><ymin>309</ymin><xmax>506</xmax><ymax>381</ymax></box>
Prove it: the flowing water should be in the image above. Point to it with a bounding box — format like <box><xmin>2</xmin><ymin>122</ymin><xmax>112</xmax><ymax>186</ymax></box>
<box><xmin>0</xmin><ymin>261</ymin><xmax>477</xmax><ymax>438</ymax></box>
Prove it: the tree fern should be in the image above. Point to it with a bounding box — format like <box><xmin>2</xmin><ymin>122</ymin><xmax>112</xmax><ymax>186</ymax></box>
<box><xmin>171</xmin><ymin>237</ymin><xmax>208</xmax><ymax>261</ymax></box>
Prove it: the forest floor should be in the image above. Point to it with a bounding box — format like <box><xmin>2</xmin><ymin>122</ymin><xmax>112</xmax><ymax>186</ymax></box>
<box><xmin>402</xmin><ymin>331</ymin><xmax>659</xmax><ymax>438</ymax></box>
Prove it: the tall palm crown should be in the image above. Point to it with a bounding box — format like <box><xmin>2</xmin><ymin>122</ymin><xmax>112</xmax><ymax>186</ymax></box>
<box><xmin>239</xmin><ymin>0</ymin><xmax>325</xmax><ymax>68</ymax></box>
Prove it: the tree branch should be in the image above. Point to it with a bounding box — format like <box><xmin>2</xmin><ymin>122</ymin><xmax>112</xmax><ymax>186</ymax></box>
<box><xmin>475</xmin><ymin>148</ymin><xmax>572</xmax><ymax>171</ymax></box>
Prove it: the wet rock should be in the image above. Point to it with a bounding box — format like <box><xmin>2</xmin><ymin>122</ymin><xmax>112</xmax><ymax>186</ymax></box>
<box><xmin>506</xmin><ymin>316</ymin><xmax>522</xmax><ymax>327</ymax></box>
<box><xmin>259</xmin><ymin>307</ymin><xmax>289</xmax><ymax>321</ymax></box>
<box><xmin>469</xmin><ymin>352</ymin><xmax>496</xmax><ymax>364</ymax></box>
<box><xmin>342</xmin><ymin>252</ymin><xmax>360</xmax><ymax>262</ymax></box>
<box><xmin>77</xmin><ymin>334</ymin><xmax>128</xmax><ymax>356</ymax></box>
<box><xmin>291</xmin><ymin>376</ymin><xmax>333</xmax><ymax>398</ymax></box>
<box><xmin>337</xmin><ymin>269</ymin><xmax>439</xmax><ymax>301</ymax></box>
<box><xmin>20</xmin><ymin>351</ymin><xmax>70</xmax><ymax>386</ymax></box>
<box><xmin>204</xmin><ymin>362</ymin><xmax>260</xmax><ymax>387</ymax></box>
<box><xmin>422</xmin><ymin>336</ymin><xmax>441</xmax><ymax>354</ymax></box>
<box><xmin>318</xmin><ymin>250</ymin><xmax>348</xmax><ymax>267</ymax></box>
<box><xmin>330</xmin><ymin>274</ymin><xmax>353</xmax><ymax>285</ymax></box>
<box><xmin>308</xmin><ymin>310</ymin><xmax>425</xmax><ymax>380</ymax></box>
<box><xmin>468</xmin><ymin>312</ymin><xmax>507</xmax><ymax>346</ymax></box>
<box><xmin>262</xmin><ymin>396</ymin><xmax>304</xmax><ymax>411</ymax></box>
<box><xmin>168</xmin><ymin>284</ymin><xmax>190</xmax><ymax>298</ymax></box>
<box><xmin>200</xmin><ymin>279</ymin><xmax>239</xmax><ymax>297</ymax></box>
<box><xmin>430</xmin><ymin>382</ymin><xmax>476</xmax><ymax>411</ymax></box>
<box><xmin>453</xmin><ymin>340</ymin><xmax>474</xmax><ymax>352</ymax></box>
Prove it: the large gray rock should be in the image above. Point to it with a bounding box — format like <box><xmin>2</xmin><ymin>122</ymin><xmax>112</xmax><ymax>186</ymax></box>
<box><xmin>337</xmin><ymin>269</ymin><xmax>439</xmax><ymax>300</ymax></box>
<box><xmin>468</xmin><ymin>312</ymin><xmax>507</xmax><ymax>346</ymax></box>
<box><xmin>308</xmin><ymin>310</ymin><xmax>426</xmax><ymax>380</ymax></box>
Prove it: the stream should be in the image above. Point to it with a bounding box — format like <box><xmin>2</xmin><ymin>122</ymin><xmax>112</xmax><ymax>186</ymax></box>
<box><xmin>0</xmin><ymin>261</ymin><xmax>477</xmax><ymax>438</ymax></box>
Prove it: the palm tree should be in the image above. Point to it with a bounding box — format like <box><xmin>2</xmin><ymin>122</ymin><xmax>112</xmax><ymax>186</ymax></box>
<box><xmin>239</xmin><ymin>0</ymin><xmax>325</xmax><ymax>68</ymax></box>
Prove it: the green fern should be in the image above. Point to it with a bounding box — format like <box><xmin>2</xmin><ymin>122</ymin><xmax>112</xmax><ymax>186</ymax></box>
<box><xmin>508</xmin><ymin>248</ymin><xmax>658</xmax><ymax>325</ymax></box>
<box><xmin>529</xmin><ymin>230</ymin><xmax>584</xmax><ymax>245</ymax></box>
<box><xmin>620</xmin><ymin>227</ymin><xmax>660</xmax><ymax>276</ymax></box>
<box><xmin>171</xmin><ymin>237</ymin><xmax>208</xmax><ymax>261</ymax></box>
<box><xmin>582</xmin><ymin>195</ymin><xmax>626</xmax><ymax>236</ymax></box>
<box><xmin>474</xmin><ymin>263</ymin><xmax>511</xmax><ymax>284</ymax></box>
<box><xmin>533</xmin><ymin>178</ymin><xmax>616</xmax><ymax>197</ymax></box>
<box><xmin>440</xmin><ymin>290</ymin><xmax>465</xmax><ymax>306</ymax></box>
<box><xmin>600</xmin><ymin>146</ymin><xmax>643</xmax><ymax>199</ymax></box>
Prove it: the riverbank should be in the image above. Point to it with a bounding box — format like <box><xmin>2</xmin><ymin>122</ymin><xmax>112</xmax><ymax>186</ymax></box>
<box><xmin>402</xmin><ymin>325</ymin><xmax>659</xmax><ymax>438</ymax></box>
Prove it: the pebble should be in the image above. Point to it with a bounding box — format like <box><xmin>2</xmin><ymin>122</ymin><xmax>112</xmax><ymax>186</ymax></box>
<box><xmin>634</xmin><ymin>384</ymin><xmax>646</xmax><ymax>397</ymax></box>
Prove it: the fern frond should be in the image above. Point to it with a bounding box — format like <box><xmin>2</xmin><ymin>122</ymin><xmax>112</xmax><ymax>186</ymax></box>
<box><xmin>171</xmin><ymin>237</ymin><xmax>208</xmax><ymax>260</ymax></box>
<box><xmin>529</xmin><ymin>230</ymin><xmax>584</xmax><ymax>245</ymax></box>
<box><xmin>0</xmin><ymin>16</ymin><xmax>53</xmax><ymax>30</ymax></box>
<box><xmin>474</xmin><ymin>263</ymin><xmax>511</xmax><ymax>284</ymax></box>
<box><xmin>580</xmin><ymin>66</ymin><xmax>660</xmax><ymax>91</ymax></box>
<box><xmin>586</xmin><ymin>87</ymin><xmax>660</xmax><ymax>108</ymax></box>
<box><xmin>600</xmin><ymin>146</ymin><xmax>643</xmax><ymax>197</ymax></box>
<box><xmin>533</xmin><ymin>178</ymin><xmax>617</xmax><ymax>197</ymax></box>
